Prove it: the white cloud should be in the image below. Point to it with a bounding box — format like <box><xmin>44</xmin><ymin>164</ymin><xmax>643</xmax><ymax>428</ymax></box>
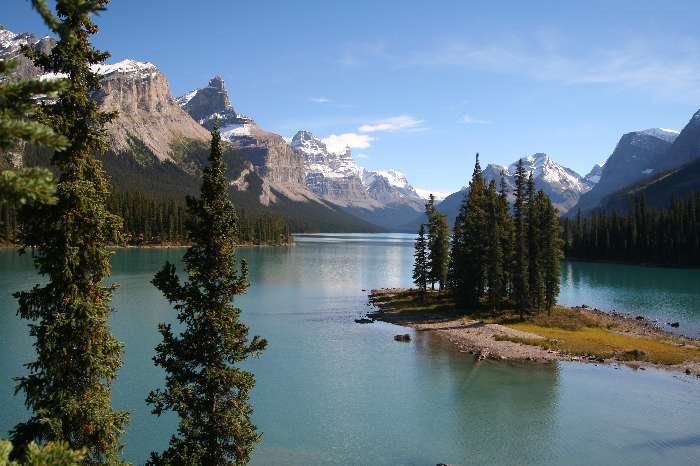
<box><xmin>355</xmin><ymin>153</ymin><xmax>370</xmax><ymax>159</ymax></box>
<box><xmin>359</xmin><ymin>115</ymin><xmax>425</xmax><ymax>133</ymax></box>
<box><xmin>310</xmin><ymin>97</ymin><xmax>331</xmax><ymax>103</ymax></box>
<box><xmin>322</xmin><ymin>133</ymin><xmax>374</xmax><ymax>155</ymax></box>
<box><xmin>460</xmin><ymin>114</ymin><xmax>492</xmax><ymax>125</ymax></box>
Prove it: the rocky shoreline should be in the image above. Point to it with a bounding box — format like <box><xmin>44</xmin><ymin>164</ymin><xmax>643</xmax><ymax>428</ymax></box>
<box><xmin>367</xmin><ymin>288</ymin><xmax>700</xmax><ymax>378</ymax></box>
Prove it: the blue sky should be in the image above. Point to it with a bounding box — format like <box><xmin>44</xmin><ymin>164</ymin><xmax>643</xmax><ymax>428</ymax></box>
<box><xmin>5</xmin><ymin>0</ymin><xmax>700</xmax><ymax>194</ymax></box>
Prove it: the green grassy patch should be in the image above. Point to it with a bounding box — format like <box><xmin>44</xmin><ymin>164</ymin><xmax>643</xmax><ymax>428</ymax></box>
<box><xmin>504</xmin><ymin>323</ymin><xmax>700</xmax><ymax>365</ymax></box>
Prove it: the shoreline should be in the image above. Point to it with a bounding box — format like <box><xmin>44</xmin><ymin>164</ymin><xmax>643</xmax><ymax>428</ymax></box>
<box><xmin>0</xmin><ymin>241</ymin><xmax>294</xmax><ymax>250</ymax></box>
<box><xmin>367</xmin><ymin>288</ymin><xmax>700</xmax><ymax>378</ymax></box>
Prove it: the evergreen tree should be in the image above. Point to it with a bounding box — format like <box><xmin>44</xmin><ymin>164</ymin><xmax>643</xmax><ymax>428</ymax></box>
<box><xmin>497</xmin><ymin>172</ymin><xmax>514</xmax><ymax>305</ymax></box>
<box><xmin>542</xmin><ymin>197</ymin><xmax>562</xmax><ymax>314</ymax></box>
<box><xmin>432</xmin><ymin>212</ymin><xmax>450</xmax><ymax>290</ymax></box>
<box><xmin>147</xmin><ymin>125</ymin><xmax>267</xmax><ymax>465</ymax></box>
<box><xmin>412</xmin><ymin>224</ymin><xmax>429</xmax><ymax>296</ymax></box>
<box><xmin>512</xmin><ymin>158</ymin><xmax>529</xmax><ymax>318</ymax></box>
<box><xmin>11</xmin><ymin>1</ymin><xmax>128</xmax><ymax>462</ymax></box>
<box><xmin>527</xmin><ymin>188</ymin><xmax>546</xmax><ymax>311</ymax></box>
<box><xmin>0</xmin><ymin>48</ymin><xmax>67</xmax><ymax>207</ymax></box>
<box><xmin>425</xmin><ymin>195</ymin><xmax>439</xmax><ymax>289</ymax></box>
<box><xmin>485</xmin><ymin>180</ymin><xmax>504</xmax><ymax>311</ymax></box>
<box><xmin>458</xmin><ymin>154</ymin><xmax>488</xmax><ymax>305</ymax></box>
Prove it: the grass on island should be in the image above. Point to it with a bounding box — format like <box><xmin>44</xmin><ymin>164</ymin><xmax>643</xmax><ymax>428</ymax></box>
<box><xmin>370</xmin><ymin>289</ymin><xmax>700</xmax><ymax>366</ymax></box>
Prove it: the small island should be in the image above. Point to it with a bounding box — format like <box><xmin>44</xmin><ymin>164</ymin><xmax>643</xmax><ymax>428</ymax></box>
<box><xmin>368</xmin><ymin>288</ymin><xmax>700</xmax><ymax>377</ymax></box>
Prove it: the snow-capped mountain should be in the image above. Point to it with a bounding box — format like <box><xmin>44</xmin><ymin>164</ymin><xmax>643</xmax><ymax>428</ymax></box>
<box><xmin>291</xmin><ymin>130</ymin><xmax>425</xmax><ymax>229</ymax></box>
<box><xmin>583</xmin><ymin>162</ymin><xmax>606</xmax><ymax>185</ymax></box>
<box><xmin>570</xmin><ymin>128</ymin><xmax>679</xmax><ymax>214</ymax></box>
<box><xmin>177</xmin><ymin>76</ymin><xmax>256</xmax><ymax>138</ymax></box>
<box><xmin>429</xmin><ymin>153</ymin><xmax>593</xmax><ymax>230</ymax></box>
<box><xmin>0</xmin><ymin>25</ymin><xmax>54</xmax><ymax>78</ymax></box>
<box><xmin>177</xmin><ymin>77</ymin><xmax>311</xmax><ymax>193</ymax></box>
<box><xmin>479</xmin><ymin>153</ymin><xmax>594</xmax><ymax>213</ymax></box>
<box><xmin>291</xmin><ymin>130</ymin><xmax>423</xmax><ymax>204</ymax></box>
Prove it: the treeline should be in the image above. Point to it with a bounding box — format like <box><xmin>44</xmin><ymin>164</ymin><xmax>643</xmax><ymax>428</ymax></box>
<box><xmin>108</xmin><ymin>192</ymin><xmax>292</xmax><ymax>245</ymax></box>
<box><xmin>1</xmin><ymin>192</ymin><xmax>292</xmax><ymax>245</ymax></box>
<box><xmin>562</xmin><ymin>194</ymin><xmax>700</xmax><ymax>267</ymax></box>
<box><xmin>414</xmin><ymin>155</ymin><xmax>563</xmax><ymax>316</ymax></box>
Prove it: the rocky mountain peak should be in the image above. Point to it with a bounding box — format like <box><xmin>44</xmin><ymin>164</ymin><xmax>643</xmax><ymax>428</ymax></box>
<box><xmin>640</xmin><ymin>128</ymin><xmax>680</xmax><ymax>144</ymax></box>
<box><xmin>177</xmin><ymin>75</ymin><xmax>239</xmax><ymax>127</ymax></box>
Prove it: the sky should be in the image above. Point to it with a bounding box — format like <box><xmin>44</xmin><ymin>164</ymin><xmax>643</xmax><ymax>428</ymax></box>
<box><xmin>4</xmin><ymin>0</ymin><xmax>700</xmax><ymax>194</ymax></box>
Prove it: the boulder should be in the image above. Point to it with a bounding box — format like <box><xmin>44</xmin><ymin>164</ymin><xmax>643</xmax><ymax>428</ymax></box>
<box><xmin>394</xmin><ymin>334</ymin><xmax>411</xmax><ymax>342</ymax></box>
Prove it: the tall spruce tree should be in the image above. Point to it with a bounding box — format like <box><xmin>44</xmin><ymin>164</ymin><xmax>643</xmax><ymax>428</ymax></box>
<box><xmin>528</xmin><ymin>188</ymin><xmax>546</xmax><ymax>311</ymax></box>
<box><xmin>485</xmin><ymin>180</ymin><xmax>504</xmax><ymax>311</ymax></box>
<box><xmin>448</xmin><ymin>189</ymin><xmax>468</xmax><ymax>293</ymax></box>
<box><xmin>512</xmin><ymin>158</ymin><xmax>529</xmax><ymax>318</ymax></box>
<box><xmin>497</xmin><ymin>172</ymin><xmax>514</xmax><ymax>305</ymax></box>
<box><xmin>412</xmin><ymin>224</ymin><xmax>429</xmax><ymax>296</ymax></box>
<box><xmin>432</xmin><ymin>212</ymin><xmax>450</xmax><ymax>290</ymax></box>
<box><xmin>11</xmin><ymin>1</ymin><xmax>128</xmax><ymax>462</ymax></box>
<box><xmin>459</xmin><ymin>154</ymin><xmax>488</xmax><ymax>305</ymax></box>
<box><xmin>0</xmin><ymin>50</ymin><xmax>67</xmax><ymax>207</ymax></box>
<box><xmin>425</xmin><ymin>195</ymin><xmax>440</xmax><ymax>289</ymax></box>
<box><xmin>542</xmin><ymin>197</ymin><xmax>562</xmax><ymax>314</ymax></box>
<box><xmin>147</xmin><ymin>125</ymin><xmax>267</xmax><ymax>465</ymax></box>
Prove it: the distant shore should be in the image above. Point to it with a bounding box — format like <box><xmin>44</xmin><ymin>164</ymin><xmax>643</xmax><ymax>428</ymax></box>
<box><xmin>367</xmin><ymin>288</ymin><xmax>700</xmax><ymax>378</ymax></box>
<box><xmin>0</xmin><ymin>241</ymin><xmax>294</xmax><ymax>250</ymax></box>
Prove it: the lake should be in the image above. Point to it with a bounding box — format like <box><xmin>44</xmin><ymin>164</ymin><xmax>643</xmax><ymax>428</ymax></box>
<box><xmin>1</xmin><ymin>233</ymin><xmax>699</xmax><ymax>465</ymax></box>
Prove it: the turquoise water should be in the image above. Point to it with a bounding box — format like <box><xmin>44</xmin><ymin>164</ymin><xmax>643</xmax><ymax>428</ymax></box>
<box><xmin>1</xmin><ymin>233</ymin><xmax>699</xmax><ymax>465</ymax></box>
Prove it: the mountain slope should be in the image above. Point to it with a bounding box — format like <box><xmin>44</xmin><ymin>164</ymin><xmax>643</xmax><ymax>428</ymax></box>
<box><xmin>94</xmin><ymin>60</ymin><xmax>211</xmax><ymax>162</ymax></box>
<box><xmin>291</xmin><ymin>130</ymin><xmax>425</xmax><ymax>230</ymax></box>
<box><xmin>651</xmin><ymin>114</ymin><xmax>700</xmax><ymax>173</ymax></box>
<box><xmin>570</xmin><ymin>128</ymin><xmax>678</xmax><ymax>215</ymax></box>
<box><xmin>426</xmin><ymin>153</ymin><xmax>593</xmax><ymax>229</ymax></box>
<box><xmin>597</xmin><ymin>112</ymin><xmax>700</xmax><ymax>212</ymax></box>
<box><xmin>3</xmin><ymin>25</ymin><xmax>382</xmax><ymax>233</ymax></box>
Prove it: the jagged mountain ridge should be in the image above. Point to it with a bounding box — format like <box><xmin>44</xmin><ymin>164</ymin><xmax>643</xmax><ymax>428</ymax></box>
<box><xmin>290</xmin><ymin>130</ymin><xmax>425</xmax><ymax>230</ymax></box>
<box><xmin>1</xmin><ymin>25</ymin><xmax>383</xmax><ymax>232</ymax></box>
<box><xmin>594</xmin><ymin>111</ymin><xmax>700</xmax><ymax>213</ymax></box>
<box><xmin>569</xmin><ymin>128</ymin><xmax>679</xmax><ymax>215</ymax></box>
<box><xmin>177</xmin><ymin>76</ymin><xmax>313</xmax><ymax>196</ymax></box>
<box><xmin>411</xmin><ymin>153</ymin><xmax>596</xmax><ymax>230</ymax></box>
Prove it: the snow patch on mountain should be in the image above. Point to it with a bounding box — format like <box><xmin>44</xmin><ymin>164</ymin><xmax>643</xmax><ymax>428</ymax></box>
<box><xmin>291</xmin><ymin>130</ymin><xmax>422</xmax><ymax>205</ymax></box>
<box><xmin>479</xmin><ymin>153</ymin><xmax>593</xmax><ymax>212</ymax></box>
<box><xmin>583</xmin><ymin>161</ymin><xmax>606</xmax><ymax>185</ymax></box>
<box><xmin>414</xmin><ymin>188</ymin><xmax>449</xmax><ymax>201</ymax></box>
<box><xmin>641</xmin><ymin>128</ymin><xmax>680</xmax><ymax>144</ymax></box>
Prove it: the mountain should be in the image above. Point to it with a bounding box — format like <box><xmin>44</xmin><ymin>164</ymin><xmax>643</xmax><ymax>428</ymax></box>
<box><xmin>427</xmin><ymin>153</ymin><xmax>593</xmax><ymax>229</ymax></box>
<box><xmin>290</xmin><ymin>130</ymin><xmax>425</xmax><ymax>230</ymax></box>
<box><xmin>0</xmin><ymin>24</ymin><xmax>54</xmax><ymax>78</ymax></box>
<box><xmin>596</xmin><ymin>111</ymin><xmax>700</xmax><ymax>212</ymax></box>
<box><xmin>600</xmin><ymin>157</ymin><xmax>700</xmax><ymax>213</ymax></box>
<box><xmin>94</xmin><ymin>60</ymin><xmax>212</xmax><ymax>162</ymax></box>
<box><xmin>569</xmin><ymin>128</ymin><xmax>678</xmax><ymax>215</ymax></box>
<box><xmin>2</xmin><ymin>26</ymin><xmax>382</xmax><ymax>233</ymax></box>
<box><xmin>583</xmin><ymin>162</ymin><xmax>605</xmax><ymax>185</ymax></box>
<box><xmin>652</xmin><ymin>111</ymin><xmax>700</xmax><ymax>172</ymax></box>
<box><xmin>177</xmin><ymin>76</ymin><xmax>315</xmax><ymax>200</ymax></box>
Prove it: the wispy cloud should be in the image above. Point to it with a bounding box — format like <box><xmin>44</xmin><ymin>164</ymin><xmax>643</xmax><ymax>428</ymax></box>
<box><xmin>322</xmin><ymin>133</ymin><xmax>374</xmax><ymax>154</ymax></box>
<box><xmin>310</xmin><ymin>97</ymin><xmax>331</xmax><ymax>103</ymax></box>
<box><xmin>460</xmin><ymin>114</ymin><xmax>492</xmax><ymax>125</ymax></box>
<box><xmin>338</xmin><ymin>33</ymin><xmax>700</xmax><ymax>101</ymax></box>
<box><xmin>355</xmin><ymin>153</ymin><xmax>370</xmax><ymax>159</ymax></box>
<box><xmin>408</xmin><ymin>36</ymin><xmax>700</xmax><ymax>100</ymax></box>
<box><xmin>359</xmin><ymin>115</ymin><xmax>426</xmax><ymax>133</ymax></box>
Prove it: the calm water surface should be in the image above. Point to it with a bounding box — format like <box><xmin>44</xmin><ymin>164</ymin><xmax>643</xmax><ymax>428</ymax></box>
<box><xmin>1</xmin><ymin>233</ymin><xmax>699</xmax><ymax>465</ymax></box>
